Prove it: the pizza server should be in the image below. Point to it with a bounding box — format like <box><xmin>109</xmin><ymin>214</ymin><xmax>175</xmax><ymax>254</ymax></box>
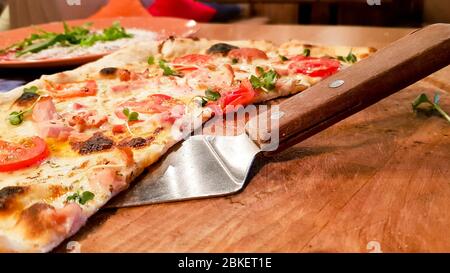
<box><xmin>107</xmin><ymin>23</ymin><xmax>450</xmax><ymax>208</ymax></box>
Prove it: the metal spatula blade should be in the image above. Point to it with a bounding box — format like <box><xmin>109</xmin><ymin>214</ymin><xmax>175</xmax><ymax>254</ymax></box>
<box><xmin>107</xmin><ymin>134</ymin><xmax>261</xmax><ymax>208</ymax></box>
<box><xmin>107</xmin><ymin>24</ymin><xmax>450</xmax><ymax>208</ymax></box>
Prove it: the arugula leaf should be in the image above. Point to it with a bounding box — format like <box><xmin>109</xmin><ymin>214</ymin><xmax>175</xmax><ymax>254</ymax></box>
<box><xmin>195</xmin><ymin>89</ymin><xmax>221</xmax><ymax>107</ymax></box>
<box><xmin>66</xmin><ymin>192</ymin><xmax>79</xmax><ymax>203</ymax></box>
<box><xmin>16</xmin><ymin>35</ymin><xmax>62</xmax><ymax>56</ymax></box>
<box><xmin>249</xmin><ymin>75</ymin><xmax>262</xmax><ymax>89</ymax></box>
<box><xmin>8</xmin><ymin>21</ymin><xmax>132</xmax><ymax>56</ymax></box>
<box><xmin>205</xmin><ymin>89</ymin><xmax>221</xmax><ymax>101</ymax></box>
<box><xmin>337</xmin><ymin>50</ymin><xmax>358</xmax><ymax>64</ymax></box>
<box><xmin>122</xmin><ymin>108</ymin><xmax>139</xmax><ymax>122</ymax></box>
<box><xmin>7</xmin><ymin>89</ymin><xmax>41</xmax><ymax>125</ymax></box>
<box><xmin>279</xmin><ymin>55</ymin><xmax>289</xmax><ymax>62</ymax></box>
<box><xmin>79</xmin><ymin>191</ymin><xmax>95</xmax><ymax>205</ymax></box>
<box><xmin>412</xmin><ymin>93</ymin><xmax>450</xmax><ymax>124</ymax></box>
<box><xmin>102</xmin><ymin>21</ymin><xmax>132</xmax><ymax>41</ymax></box>
<box><xmin>23</xmin><ymin>86</ymin><xmax>38</xmax><ymax>94</ymax></box>
<box><xmin>303</xmin><ymin>48</ymin><xmax>311</xmax><ymax>57</ymax></box>
<box><xmin>66</xmin><ymin>191</ymin><xmax>95</xmax><ymax>205</ymax></box>
<box><xmin>147</xmin><ymin>56</ymin><xmax>155</xmax><ymax>65</ymax></box>
<box><xmin>159</xmin><ymin>60</ymin><xmax>180</xmax><ymax>76</ymax></box>
<box><xmin>8</xmin><ymin>111</ymin><xmax>25</xmax><ymax>125</ymax></box>
<box><xmin>250</xmin><ymin>67</ymin><xmax>278</xmax><ymax>92</ymax></box>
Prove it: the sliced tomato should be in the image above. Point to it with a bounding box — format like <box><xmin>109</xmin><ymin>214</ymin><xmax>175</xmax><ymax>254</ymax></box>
<box><xmin>0</xmin><ymin>136</ymin><xmax>49</xmax><ymax>172</ymax></box>
<box><xmin>45</xmin><ymin>80</ymin><xmax>98</xmax><ymax>99</ymax></box>
<box><xmin>228</xmin><ymin>48</ymin><xmax>268</xmax><ymax>62</ymax></box>
<box><xmin>288</xmin><ymin>56</ymin><xmax>340</xmax><ymax>78</ymax></box>
<box><xmin>173</xmin><ymin>54</ymin><xmax>212</xmax><ymax>72</ymax></box>
<box><xmin>219</xmin><ymin>79</ymin><xmax>255</xmax><ymax>111</ymax></box>
<box><xmin>118</xmin><ymin>69</ymin><xmax>131</xmax><ymax>81</ymax></box>
<box><xmin>112</xmin><ymin>124</ymin><xmax>126</xmax><ymax>134</ymax></box>
<box><xmin>173</xmin><ymin>54</ymin><xmax>211</xmax><ymax>66</ymax></box>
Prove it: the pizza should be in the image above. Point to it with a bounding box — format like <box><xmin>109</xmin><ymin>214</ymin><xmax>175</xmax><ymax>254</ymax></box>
<box><xmin>0</xmin><ymin>22</ymin><xmax>157</xmax><ymax>61</ymax></box>
<box><xmin>0</xmin><ymin>37</ymin><xmax>374</xmax><ymax>252</ymax></box>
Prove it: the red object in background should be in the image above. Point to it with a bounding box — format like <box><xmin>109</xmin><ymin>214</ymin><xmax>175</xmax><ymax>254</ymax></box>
<box><xmin>90</xmin><ymin>0</ymin><xmax>151</xmax><ymax>19</ymax></box>
<box><xmin>148</xmin><ymin>0</ymin><xmax>217</xmax><ymax>22</ymax></box>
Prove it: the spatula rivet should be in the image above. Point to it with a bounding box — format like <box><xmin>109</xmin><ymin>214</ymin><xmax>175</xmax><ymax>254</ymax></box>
<box><xmin>329</xmin><ymin>80</ymin><xmax>345</xmax><ymax>88</ymax></box>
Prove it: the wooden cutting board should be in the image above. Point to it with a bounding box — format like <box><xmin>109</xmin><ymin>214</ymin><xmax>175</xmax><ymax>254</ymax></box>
<box><xmin>56</xmin><ymin>24</ymin><xmax>450</xmax><ymax>253</ymax></box>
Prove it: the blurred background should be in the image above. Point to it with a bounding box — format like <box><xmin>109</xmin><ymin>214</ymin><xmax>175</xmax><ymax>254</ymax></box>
<box><xmin>0</xmin><ymin>0</ymin><xmax>449</xmax><ymax>30</ymax></box>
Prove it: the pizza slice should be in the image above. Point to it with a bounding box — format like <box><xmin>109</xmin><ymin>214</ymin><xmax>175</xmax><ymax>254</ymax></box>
<box><xmin>0</xmin><ymin>37</ymin><xmax>374</xmax><ymax>252</ymax></box>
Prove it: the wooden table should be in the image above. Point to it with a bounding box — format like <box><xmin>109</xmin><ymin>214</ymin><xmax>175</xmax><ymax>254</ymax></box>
<box><xmin>7</xmin><ymin>24</ymin><xmax>449</xmax><ymax>253</ymax></box>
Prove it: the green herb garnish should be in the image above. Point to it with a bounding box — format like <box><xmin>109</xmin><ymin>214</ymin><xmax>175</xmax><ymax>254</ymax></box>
<box><xmin>249</xmin><ymin>67</ymin><xmax>278</xmax><ymax>92</ymax></box>
<box><xmin>147</xmin><ymin>56</ymin><xmax>155</xmax><ymax>65</ymax></box>
<box><xmin>8</xmin><ymin>87</ymin><xmax>41</xmax><ymax>125</ymax></box>
<box><xmin>338</xmin><ymin>50</ymin><xmax>357</xmax><ymax>64</ymax></box>
<box><xmin>16</xmin><ymin>35</ymin><xmax>62</xmax><ymax>57</ymax></box>
<box><xmin>205</xmin><ymin>89</ymin><xmax>221</xmax><ymax>101</ymax></box>
<box><xmin>159</xmin><ymin>60</ymin><xmax>180</xmax><ymax>76</ymax></box>
<box><xmin>195</xmin><ymin>89</ymin><xmax>221</xmax><ymax>107</ymax></box>
<box><xmin>8</xmin><ymin>111</ymin><xmax>25</xmax><ymax>125</ymax></box>
<box><xmin>23</xmin><ymin>86</ymin><xmax>38</xmax><ymax>94</ymax></box>
<box><xmin>412</xmin><ymin>93</ymin><xmax>450</xmax><ymax>124</ymax></box>
<box><xmin>122</xmin><ymin>108</ymin><xmax>139</xmax><ymax>122</ymax></box>
<box><xmin>303</xmin><ymin>48</ymin><xmax>311</xmax><ymax>57</ymax></box>
<box><xmin>279</xmin><ymin>55</ymin><xmax>289</xmax><ymax>62</ymax></box>
<box><xmin>231</xmin><ymin>58</ymin><xmax>238</xmax><ymax>64</ymax></box>
<box><xmin>122</xmin><ymin>108</ymin><xmax>139</xmax><ymax>135</ymax></box>
<box><xmin>66</xmin><ymin>191</ymin><xmax>95</xmax><ymax>205</ymax></box>
<box><xmin>4</xmin><ymin>21</ymin><xmax>132</xmax><ymax>57</ymax></box>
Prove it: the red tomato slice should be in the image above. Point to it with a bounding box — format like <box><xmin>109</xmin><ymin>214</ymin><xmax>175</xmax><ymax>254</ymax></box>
<box><xmin>0</xmin><ymin>136</ymin><xmax>50</xmax><ymax>172</ymax></box>
<box><xmin>45</xmin><ymin>80</ymin><xmax>98</xmax><ymax>99</ymax></box>
<box><xmin>173</xmin><ymin>54</ymin><xmax>211</xmax><ymax>66</ymax></box>
<box><xmin>228</xmin><ymin>48</ymin><xmax>268</xmax><ymax>62</ymax></box>
<box><xmin>112</xmin><ymin>124</ymin><xmax>126</xmax><ymax>134</ymax></box>
<box><xmin>288</xmin><ymin>56</ymin><xmax>340</xmax><ymax>78</ymax></box>
<box><xmin>173</xmin><ymin>54</ymin><xmax>212</xmax><ymax>72</ymax></box>
<box><xmin>219</xmin><ymin>79</ymin><xmax>256</xmax><ymax>110</ymax></box>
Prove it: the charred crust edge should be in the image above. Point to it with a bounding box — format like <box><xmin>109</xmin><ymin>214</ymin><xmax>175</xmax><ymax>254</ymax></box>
<box><xmin>206</xmin><ymin>43</ymin><xmax>239</xmax><ymax>56</ymax></box>
<box><xmin>0</xmin><ymin>186</ymin><xmax>27</xmax><ymax>210</ymax></box>
<box><xmin>71</xmin><ymin>132</ymin><xmax>115</xmax><ymax>155</ymax></box>
<box><xmin>15</xmin><ymin>92</ymin><xmax>40</xmax><ymax>107</ymax></box>
<box><xmin>99</xmin><ymin>67</ymin><xmax>118</xmax><ymax>77</ymax></box>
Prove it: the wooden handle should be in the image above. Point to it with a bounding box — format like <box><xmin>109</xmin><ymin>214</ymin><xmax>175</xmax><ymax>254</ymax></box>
<box><xmin>247</xmin><ymin>23</ymin><xmax>450</xmax><ymax>154</ymax></box>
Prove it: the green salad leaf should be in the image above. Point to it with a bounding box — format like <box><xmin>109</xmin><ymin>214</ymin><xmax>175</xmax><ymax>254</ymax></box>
<box><xmin>338</xmin><ymin>50</ymin><xmax>358</xmax><ymax>64</ymax></box>
<box><xmin>412</xmin><ymin>93</ymin><xmax>450</xmax><ymax>124</ymax></box>
<box><xmin>250</xmin><ymin>67</ymin><xmax>278</xmax><ymax>92</ymax></box>
<box><xmin>66</xmin><ymin>191</ymin><xmax>95</xmax><ymax>205</ymax></box>
<box><xmin>2</xmin><ymin>21</ymin><xmax>133</xmax><ymax>57</ymax></box>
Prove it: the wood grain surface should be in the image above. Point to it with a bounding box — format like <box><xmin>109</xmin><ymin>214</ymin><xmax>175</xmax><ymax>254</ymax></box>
<box><xmin>55</xmin><ymin>24</ymin><xmax>450</xmax><ymax>253</ymax></box>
